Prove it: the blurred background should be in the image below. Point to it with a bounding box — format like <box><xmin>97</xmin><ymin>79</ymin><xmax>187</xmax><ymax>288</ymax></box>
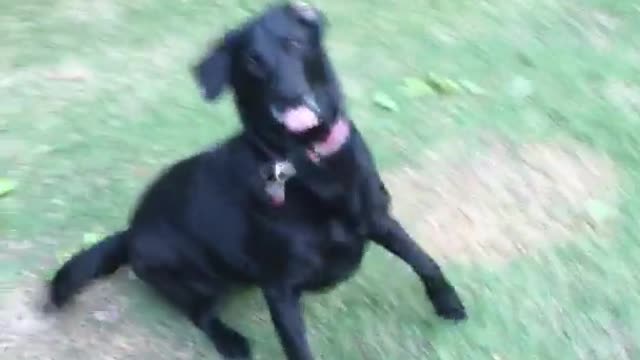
<box><xmin>1</xmin><ymin>0</ymin><xmax>639</xmax><ymax>359</ymax></box>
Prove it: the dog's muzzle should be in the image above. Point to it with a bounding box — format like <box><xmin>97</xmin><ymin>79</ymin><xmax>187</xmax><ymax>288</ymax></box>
<box><xmin>270</xmin><ymin>95</ymin><xmax>321</xmax><ymax>134</ymax></box>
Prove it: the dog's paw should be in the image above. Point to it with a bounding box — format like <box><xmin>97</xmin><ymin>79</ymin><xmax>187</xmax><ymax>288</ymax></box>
<box><xmin>212</xmin><ymin>328</ymin><xmax>252</xmax><ymax>359</ymax></box>
<box><xmin>429</xmin><ymin>290</ymin><xmax>467</xmax><ymax>321</ymax></box>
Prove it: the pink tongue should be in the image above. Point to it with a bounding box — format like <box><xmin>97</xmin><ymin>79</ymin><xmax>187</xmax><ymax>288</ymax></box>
<box><xmin>281</xmin><ymin>106</ymin><xmax>318</xmax><ymax>133</ymax></box>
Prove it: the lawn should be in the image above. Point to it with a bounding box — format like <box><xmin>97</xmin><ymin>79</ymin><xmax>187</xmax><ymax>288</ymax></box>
<box><xmin>2</xmin><ymin>0</ymin><xmax>640</xmax><ymax>359</ymax></box>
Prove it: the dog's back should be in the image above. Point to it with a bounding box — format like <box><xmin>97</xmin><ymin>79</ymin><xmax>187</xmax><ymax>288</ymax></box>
<box><xmin>49</xmin><ymin>135</ymin><xmax>264</xmax><ymax>307</ymax></box>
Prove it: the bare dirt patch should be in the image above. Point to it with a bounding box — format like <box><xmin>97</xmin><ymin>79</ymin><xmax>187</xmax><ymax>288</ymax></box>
<box><xmin>57</xmin><ymin>0</ymin><xmax>123</xmax><ymax>23</ymax></box>
<box><xmin>0</xmin><ymin>61</ymin><xmax>94</xmax><ymax>89</ymax></box>
<box><xmin>603</xmin><ymin>79</ymin><xmax>640</xmax><ymax>117</ymax></box>
<box><xmin>0</xmin><ymin>136</ymin><xmax>29</xmax><ymax>161</ymax></box>
<box><xmin>384</xmin><ymin>137</ymin><xmax>619</xmax><ymax>265</ymax></box>
<box><xmin>564</xmin><ymin>6</ymin><xmax>620</xmax><ymax>51</ymax></box>
<box><xmin>0</xmin><ymin>276</ymin><xmax>197</xmax><ymax>360</ymax></box>
<box><xmin>0</xmin><ymin>60</ymin><xmax>96</xmax><ymax>118</ymax></box>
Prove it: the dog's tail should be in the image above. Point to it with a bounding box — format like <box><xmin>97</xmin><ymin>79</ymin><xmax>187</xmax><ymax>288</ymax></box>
<box><xmin>48</xmin><ymin>230</ymin><xmax>129</xmax><ymax>308</ymax></box>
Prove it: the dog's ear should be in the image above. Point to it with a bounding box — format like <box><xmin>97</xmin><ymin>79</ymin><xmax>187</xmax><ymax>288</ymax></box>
<box><xmin>291</xmin><ymin>2</ymin><xmax>327</xmax><ymax>37</ymax></box>
<box><xmin>192</xmin><ymin>31</ymin><xmax>240</xmax><ymax>101</ymax></box>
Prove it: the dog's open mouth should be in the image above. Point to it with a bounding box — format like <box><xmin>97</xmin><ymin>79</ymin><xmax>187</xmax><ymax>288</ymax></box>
<box><xmin>271</xmin><ymin>100</ymin><xmax>351</xmax><ymax>160</ymax></box>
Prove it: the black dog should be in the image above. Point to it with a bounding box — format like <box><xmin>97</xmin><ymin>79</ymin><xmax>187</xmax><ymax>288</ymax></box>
<box><xmin>48</xmin><ymin>3</ymin><xmax>466</xmax><ymax>359</ymax></box>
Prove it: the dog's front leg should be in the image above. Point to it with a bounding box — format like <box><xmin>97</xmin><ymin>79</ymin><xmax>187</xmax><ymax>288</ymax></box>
<box><xmin>370</xmin><ymin>215</ymin><xmax>467</xmax><ymax>320</ymax></box>
<box><xmin>263</xmin><ymin>286</ymin><xmax>314</xmax><ymax>360</ymax></box>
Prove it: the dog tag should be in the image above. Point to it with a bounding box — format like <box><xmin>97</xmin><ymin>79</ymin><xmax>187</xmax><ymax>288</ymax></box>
<box><xmin>265</xmin><ymin>180</ymin><xmax>285</xmax><ymax>206</ymax></box>
<box><xmin>273</xmin><ymin>160</ymin><xmax>296</xmax><ymax>182</ymax></box>
<box><xmin>263</xmin><ymin>161</ymin><xmax>296</xmax><ymax>206</ymax></box>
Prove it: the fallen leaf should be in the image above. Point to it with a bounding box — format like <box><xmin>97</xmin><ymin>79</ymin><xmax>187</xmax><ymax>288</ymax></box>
<box><xmin>373</xmin><ymin>92</ymin><xmax>399</xmax><ymax>112</ymax></box>
<box><xmin>401</xmin><ymin>77</ymin><xmax>434</xmax><ymax>98</ymax></box>
<box><xmin>425</xmin><ymin>73</ymin><xmax>461</xmax><ymax>95</ymax></box>
<box><xmin>460</xmin><ymin>80</ymin><xmax>486</xmax><ymax>95</ymax></box>
<box><xmin>0</xmin><ymin>178</ymin><xmax>17</xmax><ymax>197</ymax></box>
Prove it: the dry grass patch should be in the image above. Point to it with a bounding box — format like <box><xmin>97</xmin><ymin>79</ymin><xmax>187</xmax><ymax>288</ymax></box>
<box><xmin>603</xmin><ymin>79</ymin><xmax>640</xmax><ymax>117</ymax></box>
<box><xmin>56</xmin><ymin>0</ymin><xmax>123</xmax><ymax>23</ymax></box>
<box><xmin>0</xmin><ymin>277</ymin><xmax>196</xmax><ymax>360</ymax></box>
<box><xmin>384</xmin><ymin>137</ymin><xmax>619</xmax><ymax>265</ymax></box>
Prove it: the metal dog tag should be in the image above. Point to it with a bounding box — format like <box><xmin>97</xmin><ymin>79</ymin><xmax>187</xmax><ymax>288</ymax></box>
<box><xmin>263</xmin><ymin>161</ymin><xmax>296</xmax><ymax>205</ymax></box>
<box><xmin>274</xmin><ymin>161</ymin><xmax>296</xmax><ymax>182</ymax></box>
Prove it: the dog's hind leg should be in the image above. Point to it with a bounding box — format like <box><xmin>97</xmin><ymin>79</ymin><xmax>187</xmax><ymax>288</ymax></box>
<box><xmin>130</xmin><ymin>229</ymin><xmax>251</xmax><ymax>359</ymax></box>
<box><xmin>139</xmin><ymin>270</ymin><xmax>250</xmax><ymax>359</ymax></box>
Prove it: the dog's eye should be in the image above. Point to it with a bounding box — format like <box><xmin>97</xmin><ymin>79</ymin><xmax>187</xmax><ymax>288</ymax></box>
<box><xmin>247</xmin><ymin>55</ymin><xmax>260</xmax><ymax>68</ymax></box>
<box><xmin>246</xmin><ymin>53</ymin><xmax>267</xmax><ymax>77</ymax></box>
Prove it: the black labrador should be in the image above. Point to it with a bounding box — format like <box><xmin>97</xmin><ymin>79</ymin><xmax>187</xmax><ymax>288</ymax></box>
<box><xmin>48</xmin><ymin>2</ymin><xmax>466</xmax><ymax>359</ymax></box>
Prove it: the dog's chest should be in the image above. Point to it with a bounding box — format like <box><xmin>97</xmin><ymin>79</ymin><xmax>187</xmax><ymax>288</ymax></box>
<box><xmin>295</xmin><ymin>220</ymin><xmax>367</xmax><ymax>291</ymax></box>
<box><xmin>254</xmin><ymin>215</ymin><xmax>367</xmax><ymax>291</ymax></box>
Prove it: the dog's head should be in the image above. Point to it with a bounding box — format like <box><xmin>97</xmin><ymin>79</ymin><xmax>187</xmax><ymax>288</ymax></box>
<box><xmin>193</xmin><ymin>2</ymin><xmax>342</xmax><ymax>145</ymax></box>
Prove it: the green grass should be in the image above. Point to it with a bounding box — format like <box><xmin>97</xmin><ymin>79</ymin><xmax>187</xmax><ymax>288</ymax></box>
<box><xmin>2</xmin><ymin>0</ymin><xmax>640</xmax><ymax>359</ymax></box>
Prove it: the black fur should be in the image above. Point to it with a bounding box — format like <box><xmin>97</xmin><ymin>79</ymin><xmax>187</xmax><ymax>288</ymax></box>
<box><xmin>49</xmin><ymin>3</ymin><xmax>466</xmax><ymax>359</ymax></box>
